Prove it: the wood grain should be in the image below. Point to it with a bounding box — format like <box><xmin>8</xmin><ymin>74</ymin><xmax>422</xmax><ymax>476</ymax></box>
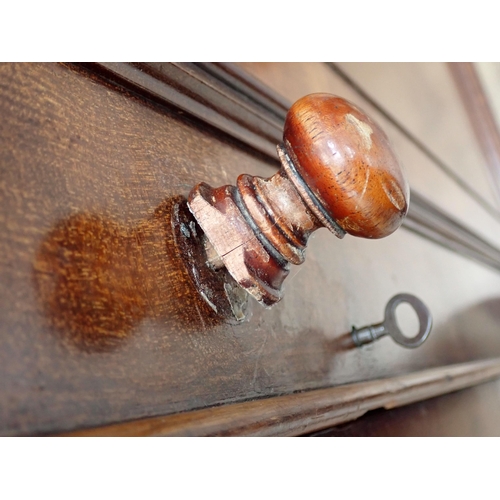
<box><xmin>449</xmin><ymin>62</ymin><xmax>500</xmax><ymax>206</ymax></box>
<box><xmin>283</xmin><ymin>93</ymin><xmax>408</xmax><ymax>238</ymax></box>
<box><xmin>311</xmin><ymin>376</ymin><xmax>500</xmax><ymax>436</ymax></box>
<box><xmin>62</xmin><ymin>358</ymin><xmax>500</xmax><ymax>436</ymax></box>
<box><xmin>79</xmin><ymin>63</ymin><xmax>284</xmax><ymax>158</ymax></box>
<box><xmin>2</xmin><ymin>63</ymin><xmax>500</xmax><ymax>436</ymax></box>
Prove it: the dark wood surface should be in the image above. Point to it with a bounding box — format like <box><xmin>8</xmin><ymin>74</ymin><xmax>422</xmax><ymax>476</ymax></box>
<box><xmin>62</xmin><ymin>358</ymin><xmax>500</xmax><ymax>436</ymax></box>
<box><xmin>310</xmin><ymin>376</ymin><xmax>500</xmax><ymax>437</ymax></box>
<box><xmin>80</xmin><ymin>63</ymin><xmax>286</xmax><ymax>158</ymax></box>
<box><xmin>2</xmin><ymin>63</ymin><xmax>500</xmax><ymax>435</ymax></box>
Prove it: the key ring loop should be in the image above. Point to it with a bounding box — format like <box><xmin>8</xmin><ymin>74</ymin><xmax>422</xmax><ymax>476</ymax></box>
<box><xmin>384</xmin><ymin>293</ymin><xmax>432</xmax><ymax>348</ymax></box>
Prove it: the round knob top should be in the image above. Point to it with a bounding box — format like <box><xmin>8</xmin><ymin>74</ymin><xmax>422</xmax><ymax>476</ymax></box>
<box><xmin>283</xmin><ymin>93</ymin><xmax>409</xmax><ymax>239</ymax></box>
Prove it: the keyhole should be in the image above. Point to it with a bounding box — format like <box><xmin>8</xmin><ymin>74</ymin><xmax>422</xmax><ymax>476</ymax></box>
<box><xmin>394</xmin><ymin>302</ymin><xmax>420</xmax><ymax>339</ymax></box>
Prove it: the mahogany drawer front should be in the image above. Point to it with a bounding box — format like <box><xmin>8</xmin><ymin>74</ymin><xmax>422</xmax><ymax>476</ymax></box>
<box><xmin>1</xmin><ymin>63</ymin><xmax>500</xmax><ymax>436</ymax></box>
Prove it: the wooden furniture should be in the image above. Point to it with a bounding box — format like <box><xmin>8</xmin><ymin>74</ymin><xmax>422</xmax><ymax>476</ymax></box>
<box><xmin>2</xmin><ymin>62</ymin><xmax>500</xmax><ymax>436</ymax></box>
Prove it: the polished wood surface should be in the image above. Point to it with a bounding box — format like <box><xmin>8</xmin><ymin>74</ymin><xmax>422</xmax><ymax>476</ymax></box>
<box><xmin>284</xmin><ymin>93</ymin><xmax>408</xmax><ymax>238</ymax></box>
<box><xmin>2</xmin><ymin>63</ymin><xmax>500</xmax><ymax>435</ymax></box>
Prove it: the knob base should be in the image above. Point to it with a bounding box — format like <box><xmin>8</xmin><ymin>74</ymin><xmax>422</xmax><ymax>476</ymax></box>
<box><xmin>188</xmin><ymin>182</ymin><xmax>290</xmax><ymax>306</ymax></box>
<box><xmin>172</xmin><ymin>197</ymin><xmax>249</xmax><ymax>322</ymax></box>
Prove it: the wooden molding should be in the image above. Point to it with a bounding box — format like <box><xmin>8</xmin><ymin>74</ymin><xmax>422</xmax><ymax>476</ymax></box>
<box><xmin>75</xmin><ymin>62</ymin><xmax>286</xmax><ymax>158</ymax></box>
<box><xmin>72</xmin><ymin>62</ymin><xmax>500</xmax><ymax>275</ymax></box>
<box><xmin>449</xmin><ymin>62</ymin><xmax>500</xmax><ymax>206</ymax></box>
<box><xmin>407</xmin><ymin>190</ymin><xmax>500</xmax><ymax>272</ymax></box>
<box><xmin>63</xmin><ymin>358</ymin><xmax>500</xmax><ymax>436</ymax></box>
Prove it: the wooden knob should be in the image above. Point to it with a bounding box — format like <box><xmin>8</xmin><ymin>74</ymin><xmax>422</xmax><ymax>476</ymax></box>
<box><xmin>186</xmin><ymin>94</ymin><xmax>409</xmax><ymax>308</ymax></box>
<box><xmin>283</xmin><ymin>94</ymin><xmax>408</xmax><ymax>239</ymax></box>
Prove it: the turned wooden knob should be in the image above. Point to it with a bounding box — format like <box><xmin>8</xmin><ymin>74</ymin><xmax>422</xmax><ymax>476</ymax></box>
<box><xmin>283</xmin><ymin>94</ymin><xmax>408</xmax><ymax>239</ymax></box>
<box><xmin>187</xmin><ymin>93</ymin><xmax>409</xmax><ymax>308</ymax></box>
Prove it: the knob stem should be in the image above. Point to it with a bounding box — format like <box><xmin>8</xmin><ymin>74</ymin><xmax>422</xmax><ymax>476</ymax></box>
<box><xmin>188</xmin><ymin>149</ymin><xmax>326</xmax><ymax>306</ymax></box>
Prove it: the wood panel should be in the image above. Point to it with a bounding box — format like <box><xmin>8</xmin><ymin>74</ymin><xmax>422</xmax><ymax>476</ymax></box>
<box><xmin>62</xmin><ymin>358</ymin><xmax>500</xmax><ymax>436</ymax></box>
<box><xmin>2</xmin><ymin>63</ymin><xmax>500</xmax><ymax>436</ymax></box>
<box><xmin>310</xmin><ymin>375</ymin><xmax>500</xmax><ymax>436</ymax></box>
<box><xmin>449</xmin><ymin>62</ymin><xmax>500</xmax><ymax>206</ymax></box>
<box><xmin>78</xmin><ymin>62</ymin><xmax>286</xmax><ymax>157</ymax></box>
